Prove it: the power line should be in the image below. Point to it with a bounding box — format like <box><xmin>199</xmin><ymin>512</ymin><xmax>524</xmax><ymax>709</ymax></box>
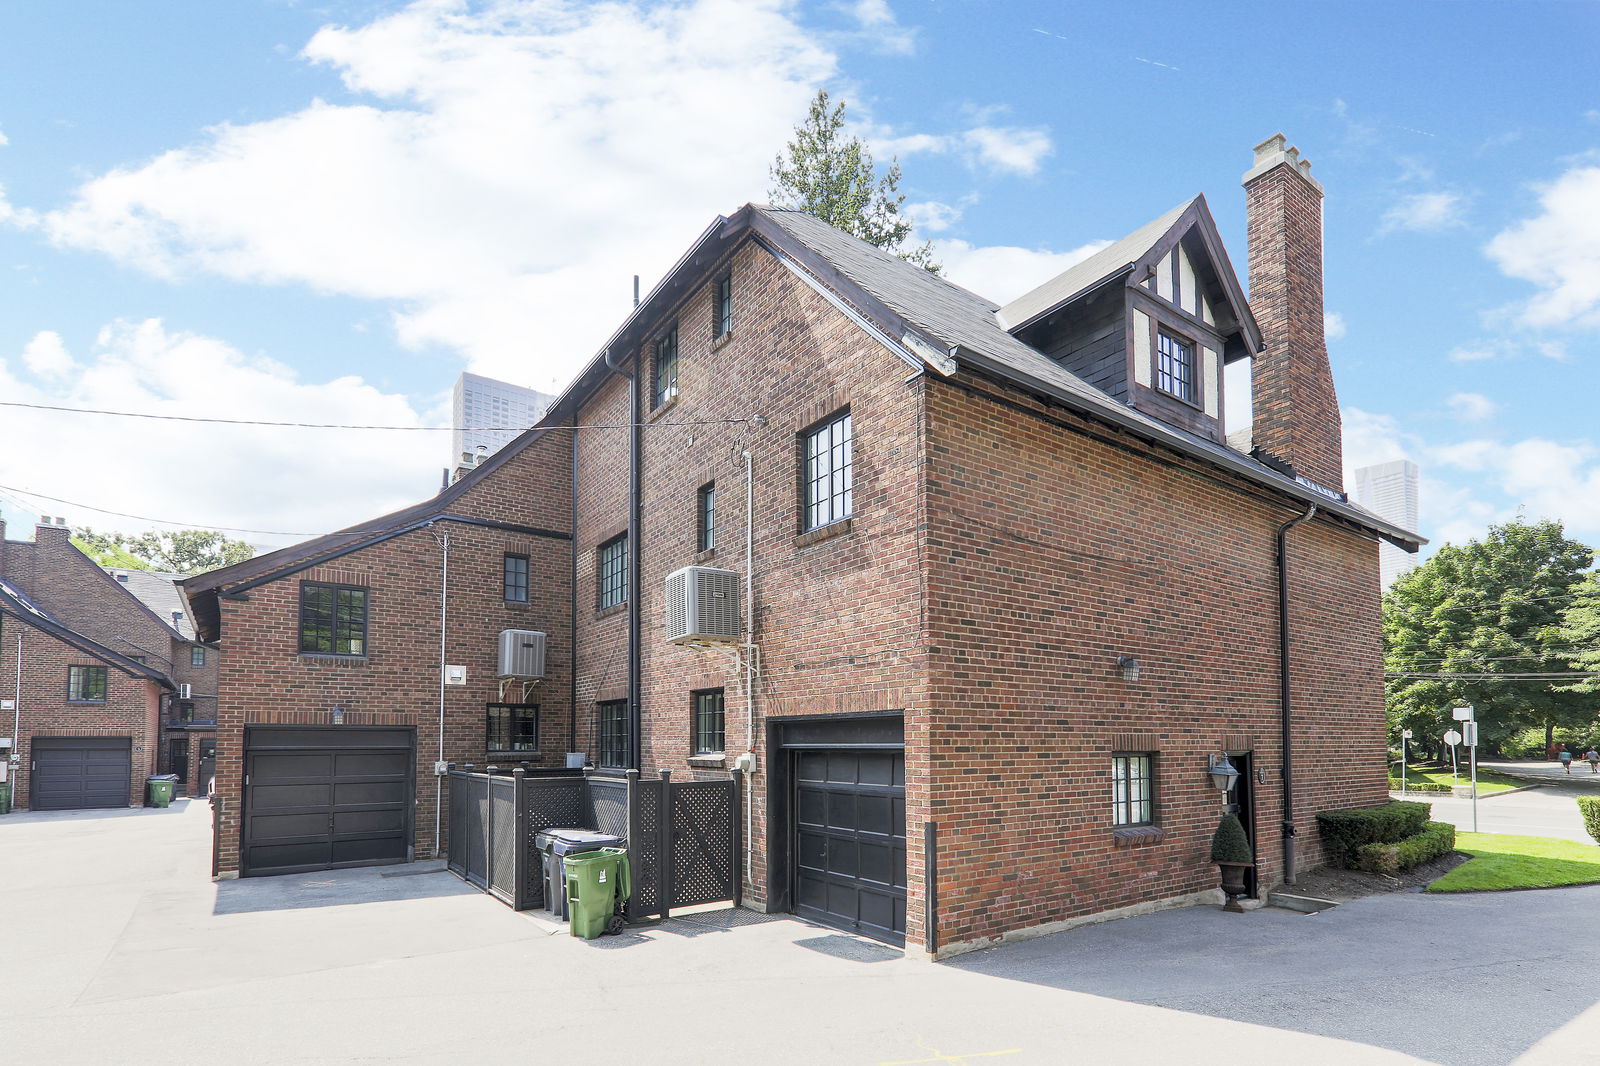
<box><xmin>0</xmin><ymin>399</ymin><xmax>755</xmax><ymax>433</ymax></box>
<box><xmin>0</xmin><ymin>482</ymin><xmax>389</xmax><ymax>538</ymax></box>
<box><xmin>1385</xmin><ymin>672</ymin><xmax>1600</xmax><ymax>680</ymax></box>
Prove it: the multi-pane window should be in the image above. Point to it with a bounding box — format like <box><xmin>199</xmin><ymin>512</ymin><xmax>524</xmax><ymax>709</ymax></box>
<box><xmin>802</xmin><ymin>410</ymin><xmax>853</xmax><ymax>531</ymax></box>
<box><xmin>597</xmin><ymin>534</ymin><xmax>628</xmax><ymax>608</ymax></box>
<box><xmin>191</xmin><ymin>646</ymin><xmax>206</xmax><ymax>667</ymax></box>
<box><xmin>1112</xmin><ymin>754</ymin><xmax>1155</xmax><ymax>826</ymax></box>
<box><xmin>654</xmin><ymin>326</ymin><xmax>679</xmax><ymax>407</ymax></box>
<box><xmin>693</xmin><ymin>689</ymin><xmax>726</xmax><ymax>755</ymax></box>
<box><xmin>697</xmin><ymin>482</ymin><xmax>716</xmax><ymax>553</ymax></box>
<box><xmin>598</xmin><ymin>699</ymin><xmax>629</xmax><ymax>767</ymax></box>
<box><xmin>504</xmin><ymin>553</ymin><xmax>530</xmax><ymax>603</ymax></box>
<box><xmin>299</xmin><ymin>582</ymin><xmax>368</xmax><ymax>656</ymax></box>
<box><xmin>486</xmin><ymin>703</ymin><xmax>539</xmax><ymax>752</ymax></box>
<box><xmin>67</xmin><ymin>665</ymin><xmax>107</xmax><ymax>702</ymax></box>
<box><xmin>712</xmin><ymin>273</ymin><xmax>733</xmax><ymax>339</ymax></box>
<box><xmin>1155</xmin><ymin>330</ymin><xmax>1194</xmax><ymax>403</ymax></box>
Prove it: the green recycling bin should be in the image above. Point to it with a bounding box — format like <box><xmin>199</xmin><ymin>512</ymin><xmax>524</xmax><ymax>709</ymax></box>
<box><xmin>147</xmin><ymin>777</ymin><xmax>176</xmax><ymax>808</ymax></box>
<box><xmin>0</xmin><ymin>782</ymin><xmax>10</xmax><ymax>815</ymax></box>
<box><xmin>563</xmin><ymin>847</ymin><xmax>631</xmax><ymax>940</ymax></box>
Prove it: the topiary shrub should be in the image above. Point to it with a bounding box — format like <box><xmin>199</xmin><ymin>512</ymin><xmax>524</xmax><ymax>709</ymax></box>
<box><xmin>1211</xmin><ymin>813</ymin><xmax>1254</xmax><ymax>864</ymax></box>
<box><xmin>1315</xmin><ymin>800</ymin><xmax>1432</xmax><ymax>868</ymax></box>
<box><xmin>1355</xmin><ymin>821</ymin><xmax>1456</xmax><ymax>874</ymax></box>
<box><xmin>1579</xmin><ymin>796</ymin><xmax>1600</xmax><ymax>846</ymax></box>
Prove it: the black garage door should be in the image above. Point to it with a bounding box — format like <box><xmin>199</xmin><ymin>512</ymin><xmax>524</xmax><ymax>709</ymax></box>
<box><xmin>793</xmin><ymin>749</ymin><xmax>906</xmax><ymax>945</ymax></box>
<box><xmin>31</xmin><ymin>737</ymin><xmax>132</xmax><ymax>811</ymax></box>
<box><xmin>242</xmin><ymin>727</ymin><xmax>415</xmax><ymax>877</ymax></box>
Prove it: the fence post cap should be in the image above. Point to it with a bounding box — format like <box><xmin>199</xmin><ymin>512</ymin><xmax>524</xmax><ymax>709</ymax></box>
<box><xmin>512</xmin><ymin>767</ymin><xmax>526</xmax><ymax>777</ymax></box>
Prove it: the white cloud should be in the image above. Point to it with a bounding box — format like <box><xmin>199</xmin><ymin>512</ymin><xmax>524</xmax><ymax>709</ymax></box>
<box><xmin>1446</xmin><ymin>392</ymin><xmax>1496</xmax><ymax>421</ymax></box>
<box><xmin>842</xmin><ymin>0</ymin><xmax>915</xmax><ymax>54</ymax></box>
<box><xmin>26</xmin><ymin>0</ymin><xmax>836</xmax><ymax>388</ymax></box>
<box><xmin>20</xmin><ymin>331</ymin><xmax>74</xmax><ymax>378</ymax></box>
<box><xmin>1323</xmin><ymin>311</ymin><xmax>1346</xmax><ymax>340</ymax></box>
<box><xmin>906</xmin><ymin>200</ymin><xmax>961</xmax><ymax>233</ymax></box>
<box><xmin>0</xmin><ymin>126</ymin><xmax>8</xmax><ymax>147</ymax></box>
<box><xmin>0</xmin><ymin>319</ymin><xmax>441</xmax><ymax>549</ymax></box>
<box><xmin>961</xmin><ymin>126</ymin><xmax>1052</xmax><ymax>176</ymax></box>
<box><xmin>935</xmin><ymin>238</ymin><xmax>1109</xmax><ymax>305</ymax></box>
<box><xmin>1485</xmin><ymin>163</ymin><xmax>1600</xmax><ymax>328</ymax></box>
<box><xmin>1447</xmin><ymin>342</ymin><xmax>1502</xmax><ymax>362</ymax></box>
<box><xmin>1379</xmin><ymin>190</ymin><xmax>1465</xmax><ymax>234</ymax></box>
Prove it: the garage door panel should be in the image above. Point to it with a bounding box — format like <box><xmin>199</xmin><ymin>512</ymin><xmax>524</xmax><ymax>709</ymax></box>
<box><xmin>32</xmin><ymin>738</ymin><xmax>131</xmax><ymax>811</ymax></box>
<box><xmin>791</xmin><ymin>748</ymin><xmax>906</xmax><ymax>946</ymax></box>
<box><xmin>243</xmin><ymin>728</ymin><xmax>413</xmax><ymax>877</ymax></box>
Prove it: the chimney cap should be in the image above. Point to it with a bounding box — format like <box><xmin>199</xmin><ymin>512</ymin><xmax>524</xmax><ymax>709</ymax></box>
<box><xmin>1243</xmin><ymin>132</ymin><xmax>1325</xmax><ymax>197</ymax></box>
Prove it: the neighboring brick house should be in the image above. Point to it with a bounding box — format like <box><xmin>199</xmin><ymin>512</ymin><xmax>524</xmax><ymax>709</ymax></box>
<box><xmin>187</xmin><ymin>135</ymin><xmax>1420</xmax><ymax>957</ymax></box>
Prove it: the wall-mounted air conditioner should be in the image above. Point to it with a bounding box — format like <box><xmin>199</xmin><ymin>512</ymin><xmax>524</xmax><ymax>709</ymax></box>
<box><xmin>664</xmin><ymin>565</ymin><xmax>740</xmax><ymax>644</ymax></box>
<box><xmin>498</xmin><ymin>629</ymin><xmax>547</xmax><ymax>678</ymax></box>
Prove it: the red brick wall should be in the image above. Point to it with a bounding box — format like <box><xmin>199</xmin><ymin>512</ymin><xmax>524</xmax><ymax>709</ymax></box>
<box><xmin>921</xmin><ymin>377</ymin><xmax>1385</xmax><ymax>952</ymax></box>
<box><xmin>572</xmin><ymin>238</ymin><xmax>932</xmax><ymax>916</ymax></box>
<box><xmin>1245</xmin><ymin>158</ymin><xmax>1343</xmax><ymax>493</ymax></box>
<box><xmin>0</xmin><ymin>614</ymin><xmax>161</xmax><ymax>809</ymax></box>
<box><xmin>211</xmin><ymin>429</ymin><xmax>573</xmax><ymax>875</ymax></box>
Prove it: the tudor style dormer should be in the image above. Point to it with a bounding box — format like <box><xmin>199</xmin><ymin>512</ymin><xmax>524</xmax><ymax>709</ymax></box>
<box><xmin>995</xmin><ymin>195</ymin><xmax>1261</xmax><ymax>445</ymax></box>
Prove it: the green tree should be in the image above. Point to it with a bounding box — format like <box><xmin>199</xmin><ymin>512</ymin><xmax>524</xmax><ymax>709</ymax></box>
<box><xmin>1385</xmin><ymin>518</ymin><xmax>1595</xmax><ymax>756</ymax></box>
<box><xmin>1560</xmin><ymin>572</ymin><xmax>1600</xmax><ymax>695</ymax></box>
<box><xmin>770</xmin><ymin>89</ymin><xmax>939</xmax><ymax>272</ymax></box>
<box><xmin>72</xmin><ymin>526</ymin><xmax>254</xmax><ymax>575</ymax></box>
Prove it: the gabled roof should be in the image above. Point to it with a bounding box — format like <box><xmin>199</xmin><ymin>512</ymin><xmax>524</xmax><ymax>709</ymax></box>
<box><xmin>0</xmin><ymin>580</ymin><xmax>174</xmax><ymax>688</ymax></box>
<box><xmin>104</xmin><ymin>568</ymin><xmax>196</xmax><ymax>641</ymax></box>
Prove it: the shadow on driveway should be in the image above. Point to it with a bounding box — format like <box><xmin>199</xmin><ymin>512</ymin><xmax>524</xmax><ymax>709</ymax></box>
<box><xmin>213</xmin><ymin>860</ymin><xmax>479</xmax><ymax>915</ymax></box>
<box><xmin>948</xmin><ymin>887</ymin><xmax>1600</xmax><ymax>1066</ymax></box>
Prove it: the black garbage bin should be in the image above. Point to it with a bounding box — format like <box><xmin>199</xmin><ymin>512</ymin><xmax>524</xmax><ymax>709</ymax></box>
<box><xmin>534</xmin><ymin>828</ymin><xmax>623</xmax><ymax>918</ymax></box>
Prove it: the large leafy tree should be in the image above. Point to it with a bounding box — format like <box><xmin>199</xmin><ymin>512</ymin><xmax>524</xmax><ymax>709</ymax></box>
<box><xmin>1560</xmin><ymin>572</ymin><xmax>1600</xmax><ymax>694</ymax></box>
<box><xmin>1385</xmin><ymin>518</ymin><xmax>1595</xmax><ymax>754</ymax></box>
<box><xmin>74</xmin><ymin>526</ymin><xmax>254</xmax><ymax>575</ymax></box>
<box><xmin>770</xmin><ymin>89</ymin><xmax>939</xmax><ymax>272</ymax></box>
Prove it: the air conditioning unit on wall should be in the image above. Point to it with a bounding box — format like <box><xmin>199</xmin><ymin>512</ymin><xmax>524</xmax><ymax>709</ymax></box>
<box><xmin>498</xmin><ymin>629</ymin><xmax>547</xmax><ymax>678</ymax></box>
<box><xmin>665</xmin><ymin>565</ymin><xmax>741</xmax><ymax>644</ymax></box>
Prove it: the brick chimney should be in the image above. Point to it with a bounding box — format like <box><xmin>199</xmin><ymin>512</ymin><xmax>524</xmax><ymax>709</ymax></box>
<box><xmin>1242</xmin><ymin>134</ymin><xmax>1343</xmax><ymax>493</ymax></box>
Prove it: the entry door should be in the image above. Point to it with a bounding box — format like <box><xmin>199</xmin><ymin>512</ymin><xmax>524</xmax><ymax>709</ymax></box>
<box><xmin>168</xmin><ymin>738</ymin><xmax>190</xmax><ymax>786</ymax></box>
<box><xmin>1226</xmin><ymin>753</ymin><xmax>1257</xmax><ymax>897</ymax></box>
<box><xmin>792</xmin><ymin>749</ymin><xmax>906</xmax><ymax>945</ymax></box>
<box><xmin>197</xmin><ymin>740</ymin><xmax>216</xmax><ymax>796</ymax></box>
<box><xmin>242</xmin><ymin>727</ymin><xmax>414</xmax><ymax>877</ymax></box>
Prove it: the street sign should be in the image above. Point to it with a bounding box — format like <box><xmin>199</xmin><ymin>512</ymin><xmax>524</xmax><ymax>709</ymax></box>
<box><xmin>1401</xmin><ymin>729</ymin><xmax>1413</xmax><ymax>739</ymax></box>
<box><xmin>1463</xmin><ymin>722</ymin><xmax>1478</xmax><ymax>747</ymax></box>
<box><xmin>1443</xmin><ymin>729</ymin><xmax>1462</xmax><ymax>746</ymax></box>
<box><xmin>1452</xmin><ymin>706</ymin><xmax>1475</xmax><ymax>721</ymax></box>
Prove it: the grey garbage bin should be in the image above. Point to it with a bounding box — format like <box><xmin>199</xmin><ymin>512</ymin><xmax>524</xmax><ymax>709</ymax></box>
<box><xmin>534</xmin><ymin>828</ymin><xmax>623</xmax><ymax>918</ymax></box>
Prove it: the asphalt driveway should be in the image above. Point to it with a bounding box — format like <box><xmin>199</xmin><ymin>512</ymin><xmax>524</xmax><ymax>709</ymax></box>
<box><xmin>2</xmin><ymin>800</ymin><xmax>1597</xmax><ymax>1065</ymax></box>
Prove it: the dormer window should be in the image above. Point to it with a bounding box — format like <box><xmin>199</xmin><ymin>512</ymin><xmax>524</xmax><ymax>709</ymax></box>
<box><xmin>1155</xmin><ymin>330</ymin><xmax>1195</xmax><ymax>403</ymax></box>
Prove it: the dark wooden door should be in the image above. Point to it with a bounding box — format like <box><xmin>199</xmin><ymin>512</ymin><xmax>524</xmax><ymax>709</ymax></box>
<box><xmin>792</xmin><ymin>749</ymin><xmax>906</xmax><ymax>945</ymax></box>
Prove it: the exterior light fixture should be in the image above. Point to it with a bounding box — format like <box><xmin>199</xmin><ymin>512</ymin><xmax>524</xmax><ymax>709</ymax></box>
<box><xmin>1116</xmin><ymin>655</ymin><xmax>1141</xmax><ymax>682</ymax></box>
<box><xmin>1208</xmin><ymin>754</ymin><xmax>1241</xmax><ymax>792</ymax></box>
<box><xmin>331</xmin><ymin>705</ymin><xmax>346</xmax><ymax>725</ymax></box>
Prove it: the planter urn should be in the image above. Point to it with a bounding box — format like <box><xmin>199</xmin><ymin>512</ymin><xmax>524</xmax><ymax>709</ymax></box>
<box><xmin>1217</xmin><ymin>861</ymin><xmax>1253</xmax><ymax>912</ymax></box>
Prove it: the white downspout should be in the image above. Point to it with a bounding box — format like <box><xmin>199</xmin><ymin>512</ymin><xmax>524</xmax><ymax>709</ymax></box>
<box><xmin>743</xmin><ymin>449</ymin><xmax>756</xmax><ymax>893</ymax></box>
<box><xmin>12</xmin><ymin>632</ymin><xmax>21</xmax><ymax>785</ymax></box>
<box><xmin>434</xmin><ymin>525</ymin><xmax>451</xmax><ymax>858</ymax></box>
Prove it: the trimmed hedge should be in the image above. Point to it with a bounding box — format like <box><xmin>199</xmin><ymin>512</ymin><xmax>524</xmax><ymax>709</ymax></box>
<box><xmin>1316</xmin><ymin>800</ymin><xmax>1433</xmax><ymax>868</ymax></box>
<box><xmin>1388</xmin><ymin>779</ymin><xmax>1453</xmax><ymax>793</ymax></box>
<box><xmin>1579</xmin><ymin>796</ymin><xmax>1600</xmax><ymax>846</ymax></box>
<box><xmin>1356</xmin><ymin>821</ymin><xmax>1457</xmax><ymax>874</ymax></box>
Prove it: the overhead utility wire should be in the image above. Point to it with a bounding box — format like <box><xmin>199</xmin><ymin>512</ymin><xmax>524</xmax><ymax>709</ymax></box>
<box><xmin>0</xmin><ymin>399</ymin><xmax>755</xmax><ymax>433</ymax></box>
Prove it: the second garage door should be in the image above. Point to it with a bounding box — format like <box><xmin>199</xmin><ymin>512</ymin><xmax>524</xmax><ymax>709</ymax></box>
<box><xmin>793</xmin><ymin>749</ymin><xmax>906</xmax><ymax>945</ymax></box>
<box><xmin>242</xmin><ymin>726</ymin><xmax>414</xmax><ymax>877</ymax></box>
<box><xmin>31</xmin><ymin>736</ymin><xmax>132</xmax><ymax>811</ymax></box>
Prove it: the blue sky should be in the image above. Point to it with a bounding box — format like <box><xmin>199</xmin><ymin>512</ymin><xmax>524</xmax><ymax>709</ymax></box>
<box><xmin>1</xmin><ymin>0</ymin><xmax>1597</xmax><ymax>552</ymax></box>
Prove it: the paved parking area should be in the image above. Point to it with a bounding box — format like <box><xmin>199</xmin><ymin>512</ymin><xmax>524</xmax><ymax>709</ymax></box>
<box><xmin>3</xmin><ymin>800</ymin><xmax>1597</xmax><ymax>1065</ymax></box>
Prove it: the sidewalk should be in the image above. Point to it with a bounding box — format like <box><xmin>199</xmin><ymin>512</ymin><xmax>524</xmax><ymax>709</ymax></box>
<box><xmin>1480</xmin><ymin>759</ymin><xmax>1600</xmax><ymax>787</ymax></box>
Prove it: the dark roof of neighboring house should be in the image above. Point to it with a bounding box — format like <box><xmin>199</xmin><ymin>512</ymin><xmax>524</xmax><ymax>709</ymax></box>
<box><xmin>0</xmin><ymin>579</ymin><xmax>174</xmax><ymax>688</ymax></box>
<box><xmin>103</xmin><ymin>568</ymin><xmax>196</xmax><ymax>641</ymax></box>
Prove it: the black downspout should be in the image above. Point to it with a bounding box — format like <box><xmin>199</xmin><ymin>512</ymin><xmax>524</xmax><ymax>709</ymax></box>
<box><xmin>569</xmin><ymin>416</ymin><xmax>579</xmax><ymax>760</ymax></box>
<box><xmin>1275</xmin><ymin>500</ymin><xmax>1317</xmax><ymax>885</ymax></box>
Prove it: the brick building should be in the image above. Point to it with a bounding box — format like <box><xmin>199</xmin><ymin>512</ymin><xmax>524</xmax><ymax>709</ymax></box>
<box><xmin>186</xmin><ymin>135</ymin><xmax>1420</xmax><ymax>956</ymax></box>
<box><xmin>0</xmin><ymin>521</ymin><xmax>188</xmax><ymax>810</ymax></box>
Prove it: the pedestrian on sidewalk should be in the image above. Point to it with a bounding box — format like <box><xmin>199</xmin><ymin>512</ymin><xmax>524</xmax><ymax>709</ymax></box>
<box><xmin>1585</xmin><ymin>749</ymin><xmax>1599</xmax><ymax>773</ymax></box>
<box><xmin>1558</xmin><ymin>746</ymin><xmax>1574</xmax><ymax>774</ymax></box>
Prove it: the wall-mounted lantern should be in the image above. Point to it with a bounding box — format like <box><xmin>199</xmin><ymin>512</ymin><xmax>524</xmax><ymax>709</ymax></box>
<box><xmin>1208</xmin><ymin>753</ymin><xmax>1241</xmax><ymax>793</ymax></box>
<box><xmin>1116</xmin><ymin>655</ymin><xmax>1141</xmax><ymax>682</ymax></box>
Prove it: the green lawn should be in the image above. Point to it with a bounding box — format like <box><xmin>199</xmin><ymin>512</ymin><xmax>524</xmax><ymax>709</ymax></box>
<box><xmin>1427</xmin><ymin>832</ymin><xmax>1600</xmax><ymax>892</ymax></box>
<box><xmin>1396</xmin><ymin>763</ymin><xmax>1524</xmax><ymax>794</ymax></box>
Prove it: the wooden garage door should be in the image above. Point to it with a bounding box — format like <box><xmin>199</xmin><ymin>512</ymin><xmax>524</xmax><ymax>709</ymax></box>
<box><xmin>31</xmin><ymin>737</ymin><xmax>131</xmax><ymax>811</ymax></box>
<box><xmin>242</xmin><ymin>727</ymin><xmax>414</xmax><ymax>877</ymax></box>
<box><xmin>793</xmin><ymin>749</ymin><xmax>906</xmax><ymax>945</ymax></box>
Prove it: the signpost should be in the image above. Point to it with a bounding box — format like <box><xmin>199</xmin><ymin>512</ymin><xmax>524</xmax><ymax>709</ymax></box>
<box><xmin>1454</xmin><ymin>706</ymin><xmax>1478</xmax><ymax>831</ymax></box>
<box><xmin>1443</xmin><ymin>728</ymin><xmax>1462</xmax><ymax>790</ymax></box>
<box><xmin>1400</xmin><ymin>729</ymin><xmax>1413</xmax><ymax>794</ymax></box>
